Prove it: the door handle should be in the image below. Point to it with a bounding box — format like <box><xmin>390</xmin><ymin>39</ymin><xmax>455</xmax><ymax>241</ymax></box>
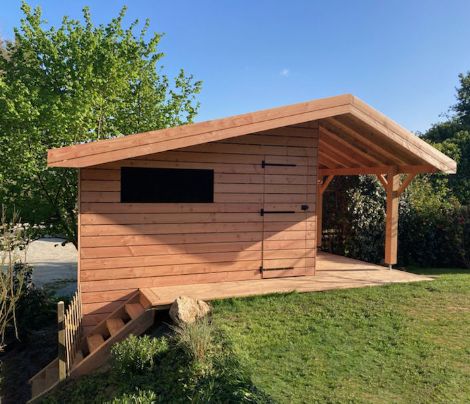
<box><xmin>301</xmin><ymin>205</ymin><xmax>309</xmax><ymax>211</ymax></box>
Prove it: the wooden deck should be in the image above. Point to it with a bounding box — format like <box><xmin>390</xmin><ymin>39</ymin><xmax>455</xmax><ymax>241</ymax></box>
<box><xmin>141</xmin><ymin>253</ymin><xmax>433</xmax><ymax>307</ymax></box>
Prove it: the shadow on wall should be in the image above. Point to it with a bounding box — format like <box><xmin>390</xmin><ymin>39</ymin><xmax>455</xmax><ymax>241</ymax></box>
<box><xmin>79</xmin><ymin>212</ymin><xmax>317</xmax><ymax>331</ymax></box>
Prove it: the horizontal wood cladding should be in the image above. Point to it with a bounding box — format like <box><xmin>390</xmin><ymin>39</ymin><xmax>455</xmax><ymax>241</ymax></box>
<box><xmin>80</xmin><ymin>202</ymin><xmax>312</xmax><ymax>214</ymax></box>
<box><xmin>81</xmin><ymin>182</ymin><xmax>316</xmax><ymax>194</ymax></box>
<box><xmin>81</xmin><ymin>238</ymin><xmax>313</xmax><ymax>259</ymax></box>
<box><xmin>80</xmin><ymin>212</ymin><xmax>316</xmax><ymax>225</ymax></box>
<box><xmin>81</xmin><ymin>192</ymin><xmax>316</xmax><ymax>204</ymax></box>
<box><xmin>82</xmin><ymin>172</ymin><xmax>313</xmax><ymax>185</ymax></box>
<box><xmin>80</xmin><ymin>230</ymin><xmax>316</xmax><ymax>248</ymax></box>
<box><xmin>81</xmin><ymin>221</ymin><xmax>315</xmax><ymax>236</ymax></box>
<box><xmin>79</xmin><ymin>127</ymin><xmax>319</xmax><ymax>324</ymax></box>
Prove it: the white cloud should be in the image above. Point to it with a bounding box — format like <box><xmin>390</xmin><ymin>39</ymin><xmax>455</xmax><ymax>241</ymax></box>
<box><xmin>280</xmin><ymin>68</ymin><xmax>290</xmax><ymax>77</ymax></box>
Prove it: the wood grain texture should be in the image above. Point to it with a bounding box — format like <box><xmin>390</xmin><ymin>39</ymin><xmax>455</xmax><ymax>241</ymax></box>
<box><xmin>48</xmin><ymin>94</ymin><xmax>456</xmax><ymax>174</ymax></box>
<box><xmin>140</xmin><ymin>252</ymin><xmax>432</xmax><ymax>307</ymax></box>
<box><xmin>78</xmin><ymin>129</ymin><xmax>319</xmax><ymax>323</ymax></box>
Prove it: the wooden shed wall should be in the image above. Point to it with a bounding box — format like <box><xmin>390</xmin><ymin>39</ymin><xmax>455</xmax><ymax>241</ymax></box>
<box><xmin>78</xmin><ymin>125</ymin><xmax>319</xmax><ymax>331</ymax></box>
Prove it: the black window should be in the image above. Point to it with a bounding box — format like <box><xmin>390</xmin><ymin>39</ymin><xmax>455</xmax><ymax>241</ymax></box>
<box><xmin>121</xmin><ymin>167</ymin><xmax>214</xmax><ymax>203</ymax></box>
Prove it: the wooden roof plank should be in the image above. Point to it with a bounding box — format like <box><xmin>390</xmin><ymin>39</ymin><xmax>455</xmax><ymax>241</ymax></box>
<box><xmin>350</xmin><ymin>98</ymin><xmax>456</xmax><ymax>173</ymax></box>
<box><xmin>48</xmin><ymin>96</ymin><xmax>352</xmax><ymax>167</ymax></box>
<box><xmin>47</xmin><ymin>94</ymin><xmax>457</xmax><ymax>174</ymax></box>
<box><xmin>325</xmin><ymin>116</ymin><xmax>408</xmax><ymax>166</ymax></box>
<box><xmin>319</xmin><ymin>125</ymin><xmax>384</xmax><ymax>166</ymax></box>
<box><xmin>318</xmin><ymin>138</ymin><xmax>363</xmax><ymax>167</ymax></box>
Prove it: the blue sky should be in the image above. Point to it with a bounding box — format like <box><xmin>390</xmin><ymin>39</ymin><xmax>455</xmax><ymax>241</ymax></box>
<box><xmin>1</xmin><ymin>0</ymin><xmax>470</xmax><ymax>133</ymax></box>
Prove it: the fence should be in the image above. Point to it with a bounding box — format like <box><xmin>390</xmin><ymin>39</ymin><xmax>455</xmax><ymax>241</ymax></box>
<box><xmin>58</xmin><ymin>289</ymin><xmax>82</xmax><ymax>380</ymax></box>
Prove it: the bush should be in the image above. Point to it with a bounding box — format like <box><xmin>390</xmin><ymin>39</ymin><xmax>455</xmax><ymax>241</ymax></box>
<box><xmin>11</xmin><ymin>262</ymin><xmax>58</xmax><ymax>342</ymax></box>
<box><xmin>323</xmin><ymin>175</ymin><xmax>470</xmax><ymax>268</ymax></box>
<box><xmin>171</xmin><ymin>317</ymin><xmax>214</xmax><ymax>364</ymax></box>
<box><xmin>400</xmin><ymin>202</ymin><xmax>470</xmax><ymax>268</ymax></box>
<box><xmin>111</xmin><ymin>335</ymin><xmax>169</xmax><ymax>377</ymax></box>
<box><xmin>109</xmin><ymin>389</ymin><xmax>157</xmax><ymax>404</ymax></box>
<box><xmin>44</xmin><ymin>322</ymin><xmax>273</xmax><ymax>403</ymax></box>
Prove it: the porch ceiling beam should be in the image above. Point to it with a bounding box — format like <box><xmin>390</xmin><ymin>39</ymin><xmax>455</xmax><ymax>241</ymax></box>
<box><xmin>318</xmin><ymin>142</ymin><xmax>357</xmax><ymax>167</ymax></box>
<box><xmin>318</xmin><ymin>164</ymin><xmax>437</xmax><ymax>176</ymax></box>
<box><xmin>319</xmin><ymin>124</ymin><xmax>386</xmax><ymax>166</ymax></box>
<box><xmin>319</xmin><ymin>138</ymin><xmax>364</xmax><ymax>167</ymax></box>
<box><xmin>318</xmin><ymin>152</ymin><xmax>344</xmax><ymax>169</ymax></box>
<box><xmin>325</xmin><ymin>116</ymin><xmax>409</xmax><ymax>166</ymax></box>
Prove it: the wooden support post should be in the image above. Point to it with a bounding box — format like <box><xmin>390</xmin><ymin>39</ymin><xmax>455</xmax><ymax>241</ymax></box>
<box><xmin>58</xmin><ymin>301</ymin><xmax>67</xmax><ymax>381</ymax></box>
<box><xmin>317</xmin><ymin>175</ymin><xmax>334</xmax><ymax>248</ymax></box>
<box><xmin>384</xmin><ymin>171</ymin><xmax>400</xmax><ymax>267</ymax></box>
<box><xmin>316</xmin><ymin>181</ymin><xmax>323</xmax><ymax>248</ymax></box>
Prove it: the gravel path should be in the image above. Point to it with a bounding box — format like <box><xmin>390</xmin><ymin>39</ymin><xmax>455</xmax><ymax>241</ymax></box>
<box><xmin>28</xmin><ymin>238</ymin><xmax>77</xmax><ymax>296</ymax></box>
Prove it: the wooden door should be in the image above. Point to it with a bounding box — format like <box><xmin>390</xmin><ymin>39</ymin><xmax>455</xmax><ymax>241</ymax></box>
<box><xmin>260</xmin><ymin>157</ymin><xmax>310</xmax><ymax>279</ymax></box>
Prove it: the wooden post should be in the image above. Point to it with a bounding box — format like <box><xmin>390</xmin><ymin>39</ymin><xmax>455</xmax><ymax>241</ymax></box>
<box><xmin>384</xmin><ymin>171</ymin><xmax>400</xmax><ymax>268</ymax></box>
<box><xmin>316</xmin><ymin>175</ymin><xmax>334</xmax><ymax>248</ymax></box>
<box><xmin>316</xmin><ymin>181</ymin><xmax>323</xmax><ymax>247</ymax></box>
<box><xmin>58</xmin><ymin>301</ymin><xmax>67</xmax><ymax>381</ymax></box>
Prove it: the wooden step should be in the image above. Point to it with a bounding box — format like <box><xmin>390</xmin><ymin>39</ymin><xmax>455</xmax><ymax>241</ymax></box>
<box><xmin>106</xmin><ymin>318</ymin><xmax>125</xmax><ymax>336</ymax></box>
<box><xmin>31</xmin><ymin>373</ymin><xmax>46</xmax><ymax>399</ymax></box>
<box><xmin>73</xmin><ymin>350</ymin><xmax>84</xmax><ymax>367</ymax></box>
<box><xmin>87</xmin><ymin>334</ymin><xmax>105</xmax><ymax>353</ymax></box>
<box><xmin>125</xmin><ymin>303</ymin><xmax>145</xmax><ymax>320</ymax></box>
<box><xmin>45</xmin><ymin>365</ymin><xmax>58</xmax><ymax>385</ymax></box>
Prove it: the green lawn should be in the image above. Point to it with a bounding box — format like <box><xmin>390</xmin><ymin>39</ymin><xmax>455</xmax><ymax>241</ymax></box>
<box><xmin>212</xmin><ymin>268</ymin><xmax>470</xmax><ymax>403</ymax></box>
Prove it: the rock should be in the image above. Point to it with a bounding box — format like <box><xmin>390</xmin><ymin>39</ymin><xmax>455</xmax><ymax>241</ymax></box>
<box><xmin>169</xmin><ymin>296</ymin><xmax>211</xmax><ymax>325</ymax></box>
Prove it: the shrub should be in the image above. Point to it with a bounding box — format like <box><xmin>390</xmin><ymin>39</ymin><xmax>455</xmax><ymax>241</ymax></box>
<box><xmin>0</xmin><ymin>209</ymin><xmax>31</xmax><ymax>348</ymax></box>
<box><xmin>108</xmin><ymin>389</ymin><xmax>157</xmax><ymax>404</ymax></box>
<box><xmin>111</xmin><ymin>335</ymin><xmax>169</xmax><ymax>377</ymax></box>
<box><xmin>323</xmin><ymin>175</ymin><xmax>470</xmax><ymax>268</ymax></box>
<box><xmin>44</xmin><ymin>321</ymin><xmax>273</xmax><ymax>403</ymax></box>
<box><xmin>171</xmin><ymin>317</ymin><xmax>214</xmax><ymax>365</ymax></box>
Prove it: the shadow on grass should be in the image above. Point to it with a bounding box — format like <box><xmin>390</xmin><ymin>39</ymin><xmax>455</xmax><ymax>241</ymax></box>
<box><xmin>405</xmin><ymin>266</ymin><xmax>470</xmax><ymax>276</ymax></box>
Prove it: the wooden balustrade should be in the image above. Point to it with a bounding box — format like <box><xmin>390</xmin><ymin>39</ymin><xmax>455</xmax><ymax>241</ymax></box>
<box><xmin>58</xmin><ymin>289</ymin><xmax>82</xmax><ymax>379</ymax></box>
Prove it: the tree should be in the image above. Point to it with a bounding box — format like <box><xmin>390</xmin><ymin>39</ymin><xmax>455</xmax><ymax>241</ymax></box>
<box><xmin>0</xmin><ymin>3</ymin><xmax>201</xmax><ymax>246</ymax></box>
<box><xmin>423</xmin><ymin>72</ymin><xmax>470</xmax><ymax>204</ymax></box>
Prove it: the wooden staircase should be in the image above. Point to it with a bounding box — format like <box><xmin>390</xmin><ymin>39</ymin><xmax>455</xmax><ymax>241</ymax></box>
<box><xmin>29</xmin><ymin>290</ymin><xmax>154</xmax><ymax>402</ymax></box>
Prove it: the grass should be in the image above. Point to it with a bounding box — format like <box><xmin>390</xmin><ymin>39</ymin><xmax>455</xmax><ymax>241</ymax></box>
<box><xmin>212</xmin><ymin>268</ymin><xmax>470</xmax><ymax>403</ymax></box>
<box><xmin>39</xmin><ymin>267</ymin><xmax>469</xmax><ymax>403</ymax></box>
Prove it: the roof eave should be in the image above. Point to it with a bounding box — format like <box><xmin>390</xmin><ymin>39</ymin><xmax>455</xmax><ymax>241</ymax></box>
<box><xmin>46</xmin><ymin>94</ymin><xmax>457</xmax><ymax>174</ymax></box>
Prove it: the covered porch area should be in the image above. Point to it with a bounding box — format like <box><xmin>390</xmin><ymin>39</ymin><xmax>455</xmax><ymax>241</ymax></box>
<box><xmin>141</xmin><ymin>252</ymin><xmax>432</xmax><ymax>308</ymax></box>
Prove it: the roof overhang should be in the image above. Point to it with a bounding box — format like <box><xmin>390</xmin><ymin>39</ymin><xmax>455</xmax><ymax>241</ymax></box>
<box><xmin>47</xmin><ymin>94</ymin><xmax>457</xmax><ymax>174</ymax></box>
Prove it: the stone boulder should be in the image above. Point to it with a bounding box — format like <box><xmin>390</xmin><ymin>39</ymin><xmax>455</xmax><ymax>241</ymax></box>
<box><xmin>169</xmin><ymin>296</ymin><xmax>211</xmax><ymax>325</ymax></box>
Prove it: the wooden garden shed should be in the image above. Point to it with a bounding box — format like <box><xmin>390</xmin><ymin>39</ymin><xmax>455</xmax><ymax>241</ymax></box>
<box><xmin>30</xmin><ymin>94</ymin><xmax>457</xmax><ymax>398</ymax></box>
<box><xmin>47</xmin><ymin>94</ymin><xmax>456</xmax><ymax>330</ymax></box>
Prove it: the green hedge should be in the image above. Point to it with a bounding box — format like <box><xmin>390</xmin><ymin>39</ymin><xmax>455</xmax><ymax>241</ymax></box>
<box><xmin>322</xmin><ymin>175</ymin><xmax>470</xmax><ymax>268</ymax></box>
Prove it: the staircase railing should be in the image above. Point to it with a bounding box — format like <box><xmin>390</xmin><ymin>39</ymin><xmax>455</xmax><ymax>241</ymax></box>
<box><xmin>58</xmin><ymin>289</ymin><xmax>83</xmax><ymax>379</ymax></box>
<box><xmin>29</xmin><ymin>289</ymin><xmax>83</xmax><ymax>402</ymax></box>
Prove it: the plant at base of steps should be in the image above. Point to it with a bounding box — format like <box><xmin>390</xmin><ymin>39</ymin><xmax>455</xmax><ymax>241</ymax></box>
<box><xmin>41</xmin><ymin>325</ymin><xmax>274</xmax><ymax>403</ymax></box>
<box><xmin>111</xmin><ymin>335</ymin><xmax>169</xmax><ymax>378</ymax></box>
<box><xmin>108</xmin><ymin>389</ymin><xmax>157</xmax><ymax>404</ymax></box>
<box><xmin>171</xmin><ymin>317</ymin><xmax>214</xmax><ymax>366</ymax></box>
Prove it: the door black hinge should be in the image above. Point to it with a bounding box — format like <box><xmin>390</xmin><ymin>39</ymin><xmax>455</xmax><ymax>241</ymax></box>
<box><xmin>260</xmin><ymin>266</ymin><xmax>294</xmax><ymax>272</ymax></box>
<box><xmin>260</xmin><ymin>209</ymin><xmax>295</xmax><ymax>216</ymax></box>
<box><xmin>262</xmin><ymin>160</ymin><xmax>297</xmax><ymax>168</ymax></box>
